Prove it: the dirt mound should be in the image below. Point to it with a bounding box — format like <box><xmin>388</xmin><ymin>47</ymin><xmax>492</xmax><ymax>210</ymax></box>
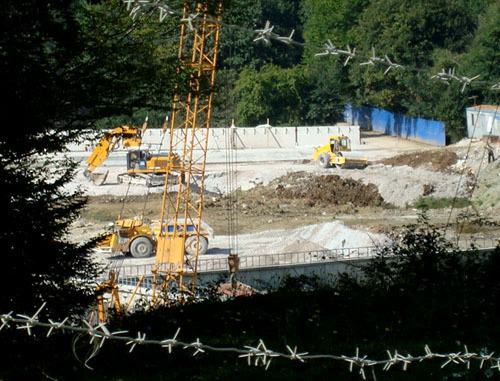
<box><xmin>266</xmin><ymin>171</ymin><xmax>385</xmax><ymax>207</ymax></box>
<box><xmin>378</xmin><ymin>150</ymin><xmax>458</xmax><ymax>172</ymax></box>
<box><xmin>472</xmin><ymin>159</ymin><xmax>500</xmax><ymax>210</ymax></box>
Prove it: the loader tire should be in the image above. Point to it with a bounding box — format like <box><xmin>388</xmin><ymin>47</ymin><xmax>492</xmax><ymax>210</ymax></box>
<box><xmin>318</xmin><ymin>152</ymin><xmax>331</xmax><ymax>168</ymax></box>
<box><xmin>185</xmin><ymin>236</ymin><xmax>209</xmax><ymax>256</ymax></box>
<box><xmin>130</xmin><ymin>236</ymin><xmax>153</xmax><ymax>258</ymax></box>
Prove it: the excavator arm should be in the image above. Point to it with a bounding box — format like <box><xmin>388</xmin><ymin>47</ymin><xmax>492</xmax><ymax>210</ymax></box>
<box><xmin>84</xmin><ymin>119</ymin><xmax>148</xmax><ymax>184</ymax></box>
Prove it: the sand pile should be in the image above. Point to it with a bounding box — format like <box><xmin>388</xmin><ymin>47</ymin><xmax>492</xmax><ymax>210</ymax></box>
<box><xmin>212</xmin><ymin>221</ymin><xmax>388</xmax><ymax>256</ymax></box>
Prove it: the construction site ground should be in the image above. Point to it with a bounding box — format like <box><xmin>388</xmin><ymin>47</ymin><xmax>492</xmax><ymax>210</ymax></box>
<box><xmin>67</xmin><ymin>131</ymin><xmax>500</xmax><ymax>267</ymax></box>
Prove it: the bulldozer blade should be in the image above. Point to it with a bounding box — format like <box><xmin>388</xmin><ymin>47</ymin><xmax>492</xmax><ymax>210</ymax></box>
<box><xmin>91</xmin><ymin>171</ymin><xmax>109</xmax><ymax>186</ymax></box>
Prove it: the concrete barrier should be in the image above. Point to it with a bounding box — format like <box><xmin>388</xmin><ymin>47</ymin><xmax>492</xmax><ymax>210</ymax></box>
<box><xmin>67</xmin><ymin>125</ymin><xmax>361</xmax><ymax>152</ymax></box>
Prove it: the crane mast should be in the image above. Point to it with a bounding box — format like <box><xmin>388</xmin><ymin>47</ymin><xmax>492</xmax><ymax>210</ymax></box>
<box><xmin>152</xmin><ymin>2</ymin><xmax>222</xmax><ymax>301</ymax></box>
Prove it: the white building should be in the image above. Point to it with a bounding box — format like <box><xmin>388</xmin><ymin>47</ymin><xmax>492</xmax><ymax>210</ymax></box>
<box><xmin>466</xmin><ymin>105</ymin><xmax>499</xmax><ymax>138</ymax></box>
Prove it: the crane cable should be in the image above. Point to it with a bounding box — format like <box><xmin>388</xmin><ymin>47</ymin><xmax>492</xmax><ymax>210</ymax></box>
<box><xmin>224</xmin><ymin>120</ymin><xmax>239</xmax><ymax>257</ymax></box>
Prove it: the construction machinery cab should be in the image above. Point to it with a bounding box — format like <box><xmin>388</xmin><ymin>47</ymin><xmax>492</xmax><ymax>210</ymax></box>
<box><xmin>126</xmin><ymin>149</ymin><xmax>152</xmax><ymax>171</ymax></box>
<box><xmin>331</xmin><ymin>136</ymin><xmax>351</xmax><ymax>152</ymax></box>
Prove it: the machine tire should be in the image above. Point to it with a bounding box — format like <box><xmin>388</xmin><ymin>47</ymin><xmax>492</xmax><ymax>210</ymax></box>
<box><xmin>318</xmin><ymin>152</ymin><xmax>331</xmax><ymax>168</ymax></box>
<box><xmin>185</xmin><ymin>236</ymin><xmax>209</xmax><ymax>256</ymax></box>
<box><xmin>335</xmin><ymin>152</ymin><xmax>344</xmax><ymax>169</ymax></box>
<box><xmin>129</xmin><ymin>236</ymin><xmax>153</xmax><ymax>258</ymax></box>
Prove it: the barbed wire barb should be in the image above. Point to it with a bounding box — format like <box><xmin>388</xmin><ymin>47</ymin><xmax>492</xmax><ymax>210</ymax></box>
<box><xmin>0</xmin><ymin>311</ymin><xmax>13</xmax><ymax>331</ymax></box>
<box><xmin>184</xmin><ymin>338</ymin><xmax>206</xmax><ymax>356</ymax></box>
<box><xmin>276</xmin><ymin>29</ymin><xmax>295</xmax><ymax>45</ymax></box>
<box><xmin>286</xmin><ymin>345</ymin><xmax>308</xmax><ymax>362</ymax></box>
<box><xmin>384</xmin><ymin>55</ymin><xmax>404</xmax><ymax>75</ymax></box>
<box><xmin>181</xmin><ymin>12</ymin><xmax>200</xmax><ymax>32</ymax></box>
<box><xmin>126</xmin><ymin>331</ymin><xmax>146</xmax><ymax>352</ymax></box>
<box><xmin>479</xmin><ymin>351</ymin><xmax>495</xmax><ymax>368</ymax></box>
<box><xmin>360</xmin><ymin>46</ymin><xmax>385</xmax><ymax>66</ymax></box>
<box><xmin>337</xmin><ymin>45</ymin><xmax>357</xmax><ymax>66</ymax></box>
<box><xmin>431</xmin><ymin>68</ymin><xmax>458</xmax><ymax>85</ymax></box>
<box><xmin>160</xmin><ymin>327</ymin><xmax>181</xmax><ymax>353</ymax></box>
<box><xmin>158</xmin><ymin>4</ymin><xmax>174</xmax><ymax>22</ymax></box>
<box><xmin>459</xmin><ymin>74</ymin><xmax>481</xmax><ymax>93</ymax></box>
<box><xmin>315</xmin><ymin>39</ymin><xmax>338</xmax><ymax>56</ymax></box>
<box><xmin>15</xmin><ymin>302</ymin><xmax>46</xmax><ymax>336</ymax></box>
<box><xmin>46</xmin><ymin>317</ymin><xmax>69</xmax><ymax>337</ymax></box>
<box><xmin>253</xmin><ymin>20</ymin><xmax>274</xmax><ymax>44</ymax></box>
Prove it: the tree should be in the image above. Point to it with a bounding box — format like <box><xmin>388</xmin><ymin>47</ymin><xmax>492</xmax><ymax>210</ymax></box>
<box><xmin>234</xmin><ymin>64</ymin><xmax>306</xmax><ymax>126</ymax></box>
<box><xmin>301</xmin><ymin>0</ymin><xmax>369</xmax><ymax>57</ymax></box>
<box><xmin>301</xmin><ymin>59</ymin><xmax>348</xmax><ymax>124</ymax></box>
<box><xmin>460</xmin><ymin>0</ymin><xmax>500</xmax><ymax>105</ymax></box>
<box><xmin>0</xmin><ymin>0</ymin><xmax>181</xmax><ymax>317</ymax></box>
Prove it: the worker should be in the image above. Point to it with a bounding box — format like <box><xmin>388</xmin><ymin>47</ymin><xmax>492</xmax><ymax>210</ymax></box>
<box><xmin>486</xmin><ymin>142</ymin><xmax>495</xmax><ymax>163</ymax></box>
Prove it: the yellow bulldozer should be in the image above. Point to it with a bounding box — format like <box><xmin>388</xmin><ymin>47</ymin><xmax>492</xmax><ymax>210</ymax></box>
<box><xmin>313</xmin><ymin>135</ymin><xmax>368</xmax><ymax>169</ymax></box>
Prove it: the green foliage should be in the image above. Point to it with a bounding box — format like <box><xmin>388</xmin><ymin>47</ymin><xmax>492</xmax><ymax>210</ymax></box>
<box><xmin>220</xmin><ymin>0</ymin><xmax>303</xmax><ymax>71</ymax></box>
<box><xmin>301</xmin><ymin>0</ymin><xmax>369</xmax><ymax>58</ymax></box>
<box><xmin>460</xmin><ymin>0</ymin><xmax>500</xmax><ymax>105</ymax></box>
<box><xmin>353</xmin><ymin>0</ymin><xmax>476</xmax><ymax>66</ymax></box>
<box><xmin>413</xmin><ymin>196</ymin><xmax>471</xmax><ymax>209</ymax></box>
<box><xmin>234</xmin><ymin>64</ymin><xmax>307</xmax><ymax>126</ymax></box>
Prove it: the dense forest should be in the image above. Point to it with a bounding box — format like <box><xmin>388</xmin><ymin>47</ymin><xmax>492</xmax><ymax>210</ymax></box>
<box><xmin>102</xmin><ymin>0</ymin><xmax>500</xmax><ymax>143</ymax></box>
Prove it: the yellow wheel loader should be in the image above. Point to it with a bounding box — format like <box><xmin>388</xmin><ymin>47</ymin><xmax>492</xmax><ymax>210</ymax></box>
<box><xmin>313</xmin><ymin>136</ymin><xmax>368</xmax><ymax>169</ymax></box>
<box><xmin>97</xmin><ymin>218</ymin><xmax>214</xmax><ymax>259</ymax></box>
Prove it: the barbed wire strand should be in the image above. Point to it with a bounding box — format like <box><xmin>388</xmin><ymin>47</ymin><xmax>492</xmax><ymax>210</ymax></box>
<box><xmin>124</xmin><ymin>0</ymin><xmax>500</xmax><ymax>91</ymax></box>
<box><xmin>1</xmin><ymin>304</ymin><xmax>500</xmax><ymax>379</ymax></box>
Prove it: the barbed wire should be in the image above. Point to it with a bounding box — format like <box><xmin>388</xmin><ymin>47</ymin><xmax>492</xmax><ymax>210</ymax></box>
<box><xmin>2</xmin><ymin>303</ymin><xmax>500</xmax><ymax>379</ymax></box>
<box><xmin>124</xmin><ymin>0</ymin><xmax>500</xmax><ymax>92</ymax></box>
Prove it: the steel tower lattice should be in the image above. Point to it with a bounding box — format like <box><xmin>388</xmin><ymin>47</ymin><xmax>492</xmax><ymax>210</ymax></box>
<box><xmin>152</xmin><ymin>2</ymin><xmax>222</xmax><ymax>301</ymax></box>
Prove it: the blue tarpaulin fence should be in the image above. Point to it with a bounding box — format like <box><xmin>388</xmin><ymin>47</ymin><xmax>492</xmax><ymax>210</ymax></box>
<box><xmin>344</xmin><ymin>104</ymin><xmax>446</xmax><ymax>146</ymax></box>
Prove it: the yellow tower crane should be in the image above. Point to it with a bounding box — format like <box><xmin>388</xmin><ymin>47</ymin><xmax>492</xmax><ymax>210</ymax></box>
<box><xmin>152</xmin><ymin>1</ymin><xmax>222</xmax><ymax>301</ymax></box>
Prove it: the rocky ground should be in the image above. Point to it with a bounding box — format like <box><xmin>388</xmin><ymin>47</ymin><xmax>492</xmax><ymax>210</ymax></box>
<box><xmin>68</xmin><ymin>132</ymin><xmax>500</xmax><ymax>266</ymax></box>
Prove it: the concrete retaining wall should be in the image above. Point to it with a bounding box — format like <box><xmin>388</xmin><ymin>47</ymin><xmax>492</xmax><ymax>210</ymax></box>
<box><xmin>196</xmin><ymin>258</ymin><xmax>368</xmax><ymax>289</ymax></box>
<box><xmin>68</xmin><ymin>125</ymin><xmax>361</xmax><ymax>151</ymax></box>
<box><xmin>344</xmin><ymin>104</ymin><xmax>446</xmax><ymax>146</ymax></box>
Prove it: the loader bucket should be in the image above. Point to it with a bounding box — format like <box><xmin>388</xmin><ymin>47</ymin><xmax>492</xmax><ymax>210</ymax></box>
<box><xmin>91</xmin><ymin>171</ymin><xmax>109</xmax><ymax>186</ymax></box>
